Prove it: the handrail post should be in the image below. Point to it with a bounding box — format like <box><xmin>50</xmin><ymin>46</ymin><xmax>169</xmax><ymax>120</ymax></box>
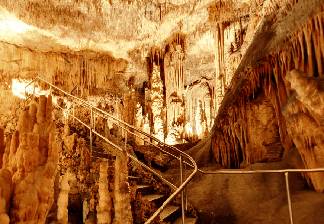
<box><xmin>179</xmin><ymin>155</ymin><xmax>185</xmax><ymax>224</ymax></box>
<box><xmin>124</xmin><ymin>131</ymin><xmax>128</xmax><ymax>153</ymax></box>
<box><xmin>33</xmin><ymin>81</ymin><xmax>36</xmax><ymax>96</ymax></box>
<box><xmin>90</xmin><ymin>107</ymin><xmax>93</xmax><ymax>153</ymax></box>
<box><xmin>184</xmin><ymin>162</ymin><xmax>188</xmax><ymax>211</ymax></box>
<box><xmin>72</xmin><ymin>103</ymin><xmax>75</xmax><ymax>123</ymax></box>
<box><xmin>285</xmin><ymin>172</ymin><xmax>294</xmax><ymax>224</ymax></box>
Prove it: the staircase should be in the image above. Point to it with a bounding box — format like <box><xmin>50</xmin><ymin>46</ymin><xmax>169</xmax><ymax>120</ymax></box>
<box><xmin>130</xmin><ymin>171</ymin><xmax>197</xmax><ymax>224</ymax></box>
<box><xmin>91</xmin><ymin>131</ymin><xmax>197</xmax><ymax>223</ymax></box>
<box><xmin>25</xmin><ymin>77</ymin><xmax>198</xmax><ymax>224</ymax></box>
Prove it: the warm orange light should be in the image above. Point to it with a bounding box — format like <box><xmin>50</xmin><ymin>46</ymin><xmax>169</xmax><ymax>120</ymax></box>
<box><xmin>11</xmin><ymin>79</ymin><xmax>50</xmax><ymax>99</ymax></box>
<box><xmin>0</xmin><ymin>17</ymin><xmax>30</xmax><ymax>34</ymax></box>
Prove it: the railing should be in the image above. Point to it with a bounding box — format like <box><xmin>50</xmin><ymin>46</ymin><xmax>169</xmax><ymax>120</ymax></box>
<box><xmin>25</xmin><ymin>76</ymin><xmax>198</xmax><ymax>224</ymax></box>
<box><xmin>182</xmin><ymin>162</ymin><xmax>324</xmax><ymax>224</ymax></box>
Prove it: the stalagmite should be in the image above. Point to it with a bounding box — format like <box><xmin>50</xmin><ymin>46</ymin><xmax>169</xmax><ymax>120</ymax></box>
<box><xmin>0</xmin><ymin>169</ymin><xmax>11</xmax><ymax>224</ymax></box>
<box><xmin>97</xmin><ymin>161</ymin><xmax>112</xmax><ymax>224</ymax></box>
<box><xmin>0</xmin><ymin>128</ymin><xmax>4</xmax><ymax>168</ymax></box>
<box><xmin>134</xmin><ymin>103</ymin><xmax>145</xmax><ymax>145</ymax></box>
<box><xmin>0</xmin><ymin>95</ymin><xmax>59</xmax><ymax>223</ymax></box>
<box><xmin>57</xmin><ymin>171</ymin><xmax>76</xmax><ymax>224</ymax></box>
<box><xmin>150</xmin><ymin>63</ymin><xmax>165</xmax><ymax>142</ymax></box>
<box><xmin>113</xmin><ymin>153</ymin><xmax>132</xmax><ymax>224</ymax></box>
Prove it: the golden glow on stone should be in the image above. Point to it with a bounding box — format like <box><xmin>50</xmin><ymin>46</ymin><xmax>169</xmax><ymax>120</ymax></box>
<box><xmin>11</xmin><ymin>79</ymin><xmax>50</xmax><ymax>99</ymax></box>
<box><xmin>0</xmin><ymin>17</ymin><xmax>30</xmax><ymax>34</ymax></box>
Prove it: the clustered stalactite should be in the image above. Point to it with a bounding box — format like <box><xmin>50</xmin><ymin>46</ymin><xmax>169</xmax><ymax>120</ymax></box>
<box><xmin>184</xmin><ymin>80</ymin><xmax>213</xmax><ymax>141</ymax></box>
<box><xmin>134</xmin><ymin>34</ymin><xmax>216</xmax><ymax>144</ymax></box>
<box><xmin>149</xmin><ymin>63</ymin><xmax>165</xmax><ymax>141</ymax></box>
<box><xmin>283</xmin><ymin>69</ymin><xmax>324</xmax><ymax>191</ymax></box>
<box><xmin>0</xmin><ymin>42</ymin><xmax>127</xmax><ymax>96</ymax></box>
<box><xmin>211</xmin><ymin>10</ymin><xmax>324</xmax><ymax>191</ymax></box>
<box><xmin>213</xmin><ymin>18</ymin><xmax>248</xmax><ymax>114</ymax></box>
<box><xmin>164</xmin><ymin>42</ymin><xmax>185</xmax><ymax>142</ymax></box>
<box><xmin>0</xmin><ymin>95</ymin><xmax>59</xmax><ymax>223</ymax></box>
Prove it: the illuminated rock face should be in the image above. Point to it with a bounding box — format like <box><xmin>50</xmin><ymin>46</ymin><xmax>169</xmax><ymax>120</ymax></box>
<box><xmin>210</xmin><ymin>0</ymin><xmax>324</xmax><ymax>191</ymax></box>
<box><xmin>164</xmin><ymin>44</ymin><xmax>185</xmax><ymax>142</ymax></box>
<box><xmin>150</xmin><ymin>63</ymin><xmax>165</xmax><ymax>142</ymax></box>
<box><xmin>283</xmin><ymin>70</ymin><xmax>324</xmax><ymax>191</ymax></box>
<box><xmin>0</xmin><ymin>0</ymin><xmax>264</xmax><ymax>145</ymax></box>
<box><xmin>184</xmin><ymin>80</ymin><xmax>213</xmax><ymax>141</ymax></box>
<box><xmin>213</xmin><ymin>20</ymin><xmax>248</xmax><ymax>112</ymax></box>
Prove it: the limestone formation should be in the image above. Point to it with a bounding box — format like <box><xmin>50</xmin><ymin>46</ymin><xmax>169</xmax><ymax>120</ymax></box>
<box><xmin>57</xmin><ymin>171</ymin><xmax>76</xmax><ymax>224</ymax></box>
<box><xmin>0</xmin><ymin>0</ymin><xmax>322</xmax><ymax>223</ymax></box>
<box><xmin>97</xmin><ymin>161</ymin><xmax>112</xmax><ymax>224</ymax></box>
<box><xmin>0</xmin><ymin>95</ymin><xmax>59</xmax><ymax>223</ymax></box>
<box><xmin>0</xmin><ymin>127</ymin><xmax>4</xmax><ymax>168</ymax></box>
<box><xmin>0</xmin><ymin>169</ymin><xmax>11</xmax><ymax>224</ymax></box>
<box><xmin>113</xmin><ymin>153</ymin><xmax>133</xmax><ymax>224</ymax></box>
<box><xmin>283</xmin><ymin>70</ymin><xmax>324</xmax><ymax>192</ymax></box>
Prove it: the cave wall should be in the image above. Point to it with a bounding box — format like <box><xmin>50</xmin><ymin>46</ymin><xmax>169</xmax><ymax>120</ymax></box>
<box><xmin>210</xmin><ymin>0</ymin><xmax>324</xmax><ymax>191</ymax></box>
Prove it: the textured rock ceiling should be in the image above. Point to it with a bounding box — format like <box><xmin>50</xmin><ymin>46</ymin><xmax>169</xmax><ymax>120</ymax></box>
<box><xmin>0</xmin><ymin>0</ymin><xmax>253</xmax><ymax>60</ymax></box>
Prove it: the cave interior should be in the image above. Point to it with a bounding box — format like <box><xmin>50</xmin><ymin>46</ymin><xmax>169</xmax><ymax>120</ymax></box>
<box><xmin>0</xmin><ymin>0</ymin><xmax>323</xmax><ymax>224</ymax></box>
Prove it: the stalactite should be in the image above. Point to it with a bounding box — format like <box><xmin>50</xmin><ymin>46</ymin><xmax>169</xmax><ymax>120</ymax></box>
<box><xmin>211</xmin><ymin>13</ymin><xmax>324</xmax><ymax>169</ymax></box>
<box><xmin>0</xmin><ymin>42</ymin><xmax>127</xmax><ymax>96</ymax></box>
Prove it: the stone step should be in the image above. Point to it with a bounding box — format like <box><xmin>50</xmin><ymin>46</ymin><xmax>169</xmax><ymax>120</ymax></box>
<box><xmin>136</xmin><ymin>185</ymin><xmax>151</xmax><ymax>191</ymax></box>
<box><xmin>160</xmin><ymin>205</ymin><xmax>180</xmax><ymax>221</ymax></box>
<box><xmin>173</xmin><ymin>216</ymin><xmax>197</xmax><ymax>224</ymax></box>
<box><xmin>142</xmin><ymin>194</ymin><xmax>164</xmax><ymax>202</ymax></box>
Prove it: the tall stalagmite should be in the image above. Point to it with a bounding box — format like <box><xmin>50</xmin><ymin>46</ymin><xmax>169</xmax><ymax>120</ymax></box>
<box><xmin>97</xmin><ymin>161</ymin><xmax>112</xmax><ymax>224</ymax></box>
<box><xmin>57</xmin><ymin>171</ymin><xmax>76</xmax><ymax>223</ymax></box>
<box><xmin>0</xmin><ymin>95</ymin><xmax>58</xmax><ymax>223</ymax></box>
<box><xmin>113</xmin><ymin>153</ymin><xmax>133</xmax><ymax>224</ymax></box>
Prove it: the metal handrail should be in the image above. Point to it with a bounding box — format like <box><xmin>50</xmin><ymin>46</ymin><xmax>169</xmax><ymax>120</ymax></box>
<box><xmin>195</xmin><ymin>167</ymin><xmax>324</xmax><ymax>224</ymax></box>
<box><xmin>25</xmin><ymin>76</ymin><xmax>198</xmax><ymax>224</ymax></box>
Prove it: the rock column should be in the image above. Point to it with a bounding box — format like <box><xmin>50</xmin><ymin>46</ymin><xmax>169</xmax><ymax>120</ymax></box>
<box><xmin>113</xmin><ymin>153</ymin><xmax>132</xmax><ymax>224</ymax></box>
<box><xmin>97</xmin><ymin>161</ymin><xmax>112</xmax><ymax>224</ymax></box>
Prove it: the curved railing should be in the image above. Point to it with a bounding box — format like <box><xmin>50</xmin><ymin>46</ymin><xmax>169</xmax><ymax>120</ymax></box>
<box><xmin>25</xmin><ymin>76</ymin><xmax>198</xmax><ymax>224</ymax></box>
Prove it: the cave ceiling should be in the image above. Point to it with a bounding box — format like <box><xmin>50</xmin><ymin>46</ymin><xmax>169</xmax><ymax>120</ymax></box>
<box><xmin>0</xmin><ymin>0</ymin><xmax>252</xmax><ymax>62</ymax></box>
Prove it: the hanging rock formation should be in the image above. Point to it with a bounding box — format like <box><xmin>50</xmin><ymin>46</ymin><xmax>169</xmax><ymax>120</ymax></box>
<box><xmin>209</xmin><ymin>0</ymin><xmax>324</xmax><ymax>191</ymax></box>
<box><xmin>283</xmin><ymin>69</ymin><xmax>324</xmax><ymax>191</ymax></box>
